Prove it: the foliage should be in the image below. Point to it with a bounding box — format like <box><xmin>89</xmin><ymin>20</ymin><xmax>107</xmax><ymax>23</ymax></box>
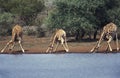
<box><xmin>0</xmin><ymin>12</ymin><xmax>14</xmax><ymax>36</ymax></box>
<box><xmin>46</xmin><ymin>0</ymin><xmax>105</xmax><ymax>32</ymax></box>
<box><xmin>0</xmin><ymin>0</ymin><xmax>45</xmax><ymax>36</ymax></box>
<box><xmin>26</xmin><ymin>29</ymin><xmax>37</xmax><ymax>36</ymax></box>
<box><xmin>45</xmin><ymin>0</ymin><xmax>120</xmax><ymax>39</ymax></box>
<box><xmin>0</xmin><ymin>0</ymin><xmax>45</xmax><ymax>25</ymax></box>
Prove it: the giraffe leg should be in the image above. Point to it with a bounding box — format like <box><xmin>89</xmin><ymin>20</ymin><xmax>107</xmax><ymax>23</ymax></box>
<box><xmin>18</xmin><ymin>41</ymin><xmax>25</xmax><ymax>53</ymax></box>
<box><xmin>46</xmin><ymin>44</ymin><xmax>54</xmax><ymax>53</ymax></box>
<box><xmin>90</xmin><ymin>41</ymin><xmax>99</xmax><ymax>52</ymax></box>
<box><xmin>64</xmin><ymin>38</ymin><xmax>69</xmax><ymax>52</ymax></box>
<box><xmin>1</xmin><ymin>40</ymin><xmax>13</xmax><ymax>53</ymax></box>
<box><xmin>18</xmin><ymin>38</ymin><xmax>25</xmax><ymax>53</ymax></box>
<box><xmin>46</xmin><ymin>44</ymin><xmax>51</xmax><ymax>53</ymax></box>
<box><xmin>116</xmin><ymin>33</ymin><xmax>119</xmax><ymax>51</ymax></box>
<box><xmin>9</xmin><ymin>42</ymin><xmax>15</xmax><ymax>51</ymax></box>
<box><xmin>107</xmin><ymin>37</ymin><xmax>112</xmax><ymax>51</ymax></box>
<box><xmin>105</xmin><ymin>45</ymin><xmax>109</xmax><ymax>51</ymax></box>
<box><xmin>61</xmin><ymin>39</ymin><xmax>69</xmax><ymax>52</ymax></box>
<box><xmin>90</xmin><ymin>46</ymin><xmax>96</xmax><ymax>52</ymax></box>
<box><xmin>62</xmin><ymin>44</ymin><xmax>69</xmax><ymax>52</ymax></box>
<box><xmin>46</xmin><ymin>47</ymin><xmax>52</xmax><ymax>53</ymax></box>
<box><xmin>46</xmin><ymin>47</ymin><xmax>50</xmax><ymax>53</ymax></box>
<box><xmin>53</xmin><ymin>42</ymin><xmax>59</xmax><ymax>52</ymax></box>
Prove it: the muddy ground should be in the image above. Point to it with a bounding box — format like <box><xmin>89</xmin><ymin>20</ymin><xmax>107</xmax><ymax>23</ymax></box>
<box><xmin>0</xmin><ymin>36</ymin><xmax>119</xmax><ymax>54</ymax></box>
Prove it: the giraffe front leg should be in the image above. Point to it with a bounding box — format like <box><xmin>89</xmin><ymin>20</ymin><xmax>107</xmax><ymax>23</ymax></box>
<box><xmin>64</xmin><ymin>37</ymin><xmax>69</xmax><ymax>52</ymax></box>
<box><xmin>46</xmin><ymin>46</ymin><xmax>53</xmax><ymax>53</ymax></box>
<box><xmin>90</xmin><ymin>47</ymin><xmax>95</xmax><ymax>52</ymax></box>
<box><xmin>64</xmin><ymin>41</ymin><xmax>69</xmax><ymax>52</ymax></box>
<box><xmin>46</xmin><ymin>43</ymin><xmax>54</xmax><ymax>53</ymax></box>
<box><xmin>90</xmin><ymin>41</ymin><xmax>99</xmax><ymax>52</ymax></box>
<box><xmin>107</xmin><ymin>37</ymin><xmax>112</xmax><ymax>52</ymax></box>
<box><xmin>1</xmin><ymin>40</ymin><xmax>12</xmax><ymax>53</ymax></box>
<box><xmin>90</xmin><ymin>46</ymin><xmax>99</xmax><ymax>53</ymax></box>
<box><xmin>61</xmin><ymin>39</ymin><xmax>69</xmax><ymax>52</ymax></box>
<box><xmin>9</xmin><ymin>42</ymin><xmax>15</xmax><ymax>51</ymax></box>
<box><xmin>116</xmin><ymin>33</ymin><xmax>119</xmax><ymax>51</ymax></box>
<box><xmin>107</xmin><ymin>43</ymin><xmax>112</xmax><ymax>51</ymax></box>
<box><xmin>18</xmin><ymin>40</ymin><xmax>25</xmax><ymax>53</ymax></box>
<box><xmin>105</xmin><ymin>45</ymin><xmax>109</xmax><ymax>51</ymax></box>
<box><xmin>62</xmin><ymin>43</ymin><xmax>69</xmax><ymax>52</ymax></box>
<box><xmin>46</xmin><ymin>47</ymin><xmax>50</xmax><ymax>53</ymax></box>
<box><xmin>53</xmin><ymin>42</ymin><xmax>59</xmax><ymax>52</ymax></box>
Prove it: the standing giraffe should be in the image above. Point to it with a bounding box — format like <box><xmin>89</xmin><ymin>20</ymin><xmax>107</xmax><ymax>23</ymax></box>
<box><xmin>1</xmin><ymin>24</ymin><xmax>25</xmax><ymax>53</ymax></box>
<box><xmin>90</xmin><ymin>22</ymin><xmax>119</xmax><ymax>52</ymax></box>
<box><xmin>46</xmin><ymin>29</ymin><xmax>69</xmax><ymax>53</ymax></box>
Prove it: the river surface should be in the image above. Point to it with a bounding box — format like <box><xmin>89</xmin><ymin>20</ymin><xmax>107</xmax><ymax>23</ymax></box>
<box><xmin>0</xmin><ymin>53</ymin><xmax>120</xmax><ymax>78</ymax></box>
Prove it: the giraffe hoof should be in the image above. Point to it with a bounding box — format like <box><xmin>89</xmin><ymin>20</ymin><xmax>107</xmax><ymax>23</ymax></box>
<box><xmin>1</xmin><ymin>50</ymin><xmax>4</xmax><ymax>53</ymax></box>
<box><xmin>117</xmin><ymin>48</ymin><xmax>119</xmax><ymax>51</ymax></box>
<box><xmin>9</xmin><ymin>49</ymin><xmax>12</xmax><ymax>51</ymax></box>
<box><xmin>90</xmin><ymin>49</ymin><xmax>94</xmax><ymax>52</ymax></box>
<box><xmin>22</xmin><ymin>50</ymin><xmax>25</xmax><ymax>53</ymax></box>
<box><xmin>65</xmin><ymin>49</ymin><xmax>69</xmax><ymax>52</ymax></box>
<box><xmin>110</xmin><ymin>50</ymin><xmax>112</xmax><ymax>52</ymax></box>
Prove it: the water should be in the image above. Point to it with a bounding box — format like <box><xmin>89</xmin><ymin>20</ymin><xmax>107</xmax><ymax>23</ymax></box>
<box><xmin>0</xmin><ymin>53</ymin><xmax>120</xmax><ymax>78</ymax></box>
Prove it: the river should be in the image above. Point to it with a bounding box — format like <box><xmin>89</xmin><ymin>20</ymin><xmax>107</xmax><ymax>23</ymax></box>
<box><xmin>0</xmin><ymin>53</ymin><xmax>120</xmax><ymax>78</ymax></box>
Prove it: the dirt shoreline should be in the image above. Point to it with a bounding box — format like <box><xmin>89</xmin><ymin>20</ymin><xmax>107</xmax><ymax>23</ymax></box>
<box><xmin>0</xmin><ymin>36</ymin><xmax>120</xmax><ymax>54</ymax></box>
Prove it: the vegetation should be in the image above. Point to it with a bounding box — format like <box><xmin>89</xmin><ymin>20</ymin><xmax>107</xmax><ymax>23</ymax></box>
<box><xmin>1</xmin><ymin>0</ymin><xmax>120</xmax><ymax>40</ymax></box>
<box><xmin>45</xmin><ymin>0</ymin><xmax>120</xmax><ymax>40</ymax></box>
<box><xmin>0</xmin><ymin>0</ymin><xmax>45</xmax><ymax>36</ymax></box>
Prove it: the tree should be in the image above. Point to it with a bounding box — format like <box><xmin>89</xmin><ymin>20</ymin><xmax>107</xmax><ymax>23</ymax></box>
<box><xmin>0</xmin><ymin>0</ymin><xmax>45</xmax><ymax>25</ymax></box>
<box><xmin>0</xmin><ymin>0</ymin><xmax>45</xmax><ymax>36</ymax></box>
<box><xmin>0</xmin><ymin>12</ymin><xmax>14</xmax><ymax>36</ymax></box>
<box><xmin>45</xmin><ymin>0</ymin><xmax>106</xmax><ymax>40</ymax></box>
<box><xmin>46</xmin><ymin>0</ymin><xmax>120</xmax><ymax>40</ymax></box>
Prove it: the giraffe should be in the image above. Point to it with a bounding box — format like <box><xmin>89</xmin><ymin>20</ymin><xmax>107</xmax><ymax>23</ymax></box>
<box><xmin>46</xmin><ymin>29</ymin><xmax>69</xmax><ymax>53</ymax></box>
<box><xmin>1</xmin><ymin>24</ymin><xmax>25</xmax><ymax>53</ymax></box>
<box><xmin>90</xmin><ymin>22</ymin><xmax>119</xmax><ymax>52</ymax></box>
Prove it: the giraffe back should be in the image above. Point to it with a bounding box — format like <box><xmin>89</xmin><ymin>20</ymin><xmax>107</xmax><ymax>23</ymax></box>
<box><xmin>12</xmin><ymin>25</ymin><xmax>23</xmax><ymax>41</ymax></box>
<box><xmin>56</xmin><ymin>29</ymin><xmax>66</xmax><ymax>39</ymax></box>
<box><xmin>54</xmin><ymin>29</ymin><xmax>66</xmax><ymax>41</ymax></box>
<box><xmin>50</xmin><ymin>29</ymin><xmax>66</xmax><ymax>43</ymax></box>
<box><xmin>103</xmin><ymin>22</ymin><xmax>117</xmax><ymax>33</ymax></box>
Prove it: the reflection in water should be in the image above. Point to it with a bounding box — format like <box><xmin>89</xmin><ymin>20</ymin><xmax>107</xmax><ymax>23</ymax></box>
<box><xmin>0</xmin><ymin>53</ymin><xmax>120</xmax><ymax>78</ymax></box>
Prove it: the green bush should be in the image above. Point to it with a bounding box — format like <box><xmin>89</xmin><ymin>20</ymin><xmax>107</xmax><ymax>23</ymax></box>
<box><xmin>45</xmin><ymin>0</ymin><xmax>120</xmax><ymax>40</ymax></box>
<box><xmin>26</xmin><ymin>29</ymin><xmax>37</xmax><ymax>36</ymax></box>
<box><xmin>36</xmin><ymin>27</ymin><xmax>45</xmax><ymax>37</ymax></box>
<box><xmin>0</xmin><ymin>12</ymin><xmax>14</xmax><ymax>36</ymax></box>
